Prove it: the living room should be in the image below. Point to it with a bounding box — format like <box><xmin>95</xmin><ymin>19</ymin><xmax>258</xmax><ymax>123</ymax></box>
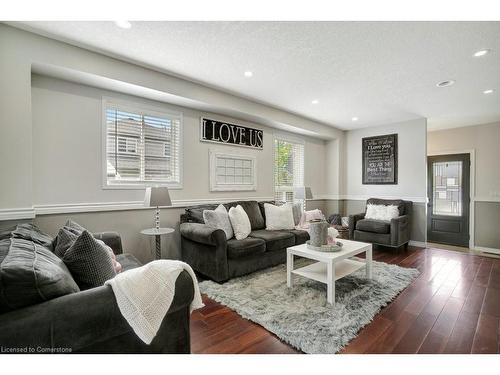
<box><xmin>1</xmin><ymin>1</ymin><xmax>499</xmax><ymax>372</ymax></box>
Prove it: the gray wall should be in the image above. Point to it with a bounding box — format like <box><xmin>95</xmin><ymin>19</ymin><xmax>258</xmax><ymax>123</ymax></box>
<box><xmin>475</xmin><ymin>202</ymin><xmax>500</xmax><ymax>249</ymax></box>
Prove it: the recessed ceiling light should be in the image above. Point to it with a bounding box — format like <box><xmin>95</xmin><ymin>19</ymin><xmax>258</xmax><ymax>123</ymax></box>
<box><xmin>483</xmin><ymin>89</ymin><xmax>494</xmax><ymax>94</ymax></box>
<box><xmin>436</xmin><ymin>80</ymin><xmax>455</xmax><ymax>88</ymax></box>
<box><xmin>244</xmin><ymin>71</ymin><xmax>253</xmax><ymax>78</ymax></box>
<box><xmin>474</xmin><ymin>49</ymin><xmax>490</xmax><ymax>57</ymax></box>
<box><xmin>311</xmin><ymin>99</ymin><xmax>319</xmax><ymax>104</ymax></box>
<box><xmin>352</xmin><ymin>117</ymin><xmax>358</xmax><ymax>122</ymax></box>
<box><xmin>115</xmin><ymin>21</ymin><xmax>132</xmax><ymax>29</ymax></box>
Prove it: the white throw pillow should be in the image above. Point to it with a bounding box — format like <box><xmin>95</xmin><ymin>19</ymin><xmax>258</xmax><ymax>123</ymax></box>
<box><xmin>264</xmin><ymin>203</ymin><xmax>295</xmax><ymax>230</ymax></box>
<box><xmin>228</xmin><ymin>205</ymin><xmax>251</xmax><ymax>240</ymax></box>
<box><xmin>365</xmin><ymin>204</ymin><xmax>400</xmax><ymax>221</ymax></box>
<box><xmin>203</xmin><ymin>204</ymin><xmax>233</xmax><ymax>239</ymax></box>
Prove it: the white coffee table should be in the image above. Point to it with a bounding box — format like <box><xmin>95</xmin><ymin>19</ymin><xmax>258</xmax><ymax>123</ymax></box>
<box><xmin>287</xmin><ymin>239</ymin><xmax>373</xmax><ymax>306</ymax></box>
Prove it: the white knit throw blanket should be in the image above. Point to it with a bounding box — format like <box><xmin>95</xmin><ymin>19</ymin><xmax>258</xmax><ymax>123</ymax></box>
<box><xmin>105</xmin><ymin>260</ymin><xmax>204</xmax><ymax>344</ymax></box>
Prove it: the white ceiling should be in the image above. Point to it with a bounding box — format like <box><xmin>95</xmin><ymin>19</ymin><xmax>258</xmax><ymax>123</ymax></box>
<box><xmin>13</xmin><ymin>21</ymin><xmax>500</xmax><ymax>131</ymax></box>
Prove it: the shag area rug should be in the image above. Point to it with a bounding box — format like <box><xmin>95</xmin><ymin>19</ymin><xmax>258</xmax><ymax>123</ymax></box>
<box><xmin>199</xmin><ymin>259</ymin><xmax>419</xmax><ymax>354</ymax></box>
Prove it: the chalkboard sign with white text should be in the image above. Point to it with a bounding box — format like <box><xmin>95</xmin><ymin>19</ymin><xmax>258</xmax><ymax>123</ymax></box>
<box><xmin>362</xmin><ymin>133</ymin><xmax>398</xmax><ymax>184</ymax></box>
<box><xmin>200</xmin><ymin>117</ymin><xmax>263</xmax><ymax>149</ymax></box>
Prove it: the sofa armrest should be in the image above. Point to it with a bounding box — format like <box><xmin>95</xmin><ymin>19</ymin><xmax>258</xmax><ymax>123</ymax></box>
<box><xmin>180</xmin><ymin>223</ymin><xmax>226</xmax><ymax>247</ymax></box>
<box><xmin>348</xmin><ymin>213</ymin><xmax>366</xmax><ymax>239</ymax></box>
<box><xmin>93</xmin><ymin>231</ymin><xmax>123</xmax><ymax>255</ymax></box>
<box><xmin>390</xmin><ymin>215</ymin><xmax>410</xmax><ymax>246</ymax></box>
<box><xmin>0</xmin><ymin>270</ymin><xmax>194</xmax><ymax>353</ymax></box>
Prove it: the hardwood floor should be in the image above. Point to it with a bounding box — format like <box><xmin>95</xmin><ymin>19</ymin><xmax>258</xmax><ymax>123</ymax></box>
<box><xmin>190</xmin><ymin>246</ymin><xmax>500</xmax><ymax>354</ymax></box>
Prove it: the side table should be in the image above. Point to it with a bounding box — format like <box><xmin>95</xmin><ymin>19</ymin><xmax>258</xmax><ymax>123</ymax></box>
<box><xmin>140</xmin><ymin>228</ymin><xmax>175</xmax><ymax>260</ymax></box>
<box><xmin>332</xmin><ymin>225</ymin><xmax>349</xmax><ymax>240</ymax></box>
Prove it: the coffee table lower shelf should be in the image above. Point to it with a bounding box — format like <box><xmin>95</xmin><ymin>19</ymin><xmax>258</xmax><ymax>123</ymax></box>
<box><xmin>291</xmin><ymin>258</ymin><xmax>365</xmax><ymax>284</ymax></box>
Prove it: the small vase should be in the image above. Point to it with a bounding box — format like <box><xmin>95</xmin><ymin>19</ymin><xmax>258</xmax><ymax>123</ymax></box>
<box><xmin>309</xmin><ymin>221</ymin><xmax>329</xmax><ymax>247</ymax></box>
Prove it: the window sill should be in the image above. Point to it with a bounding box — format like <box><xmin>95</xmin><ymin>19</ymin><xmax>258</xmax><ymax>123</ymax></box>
<box><xmin>102</xmin><ymin>182</ymin><xmax>183</xmax><ymax>190</ymax></box>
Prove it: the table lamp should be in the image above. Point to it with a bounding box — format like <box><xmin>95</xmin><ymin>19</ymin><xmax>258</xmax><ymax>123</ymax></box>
<box><xmin>144</xmin><ymin>187</ymin><xmax>172</xmax><ymax>230</ymax></box>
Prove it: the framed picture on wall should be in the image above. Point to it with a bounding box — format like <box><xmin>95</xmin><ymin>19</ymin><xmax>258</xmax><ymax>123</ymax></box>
<box><xmin>209</xmin><ymin>150</ymin><xmax>257</xmax><ymax>191</ymax></box>
<box><xmin>362</xmin><ymin>133</ymin><xmax>398</xmax><ymax>184</ymax></box>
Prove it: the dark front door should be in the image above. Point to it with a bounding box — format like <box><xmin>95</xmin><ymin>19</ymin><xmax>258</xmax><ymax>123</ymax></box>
<box><xmin>427</xmin><ymin>154</ymin><xmax>470</xmax><ymax>247</ymax></box>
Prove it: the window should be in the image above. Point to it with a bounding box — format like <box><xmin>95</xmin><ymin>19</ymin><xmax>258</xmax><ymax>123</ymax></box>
<box><xmin>209</xmin><ymin>151</ymin><xmax>256</xmax><ymax>191</ymax></box>
<box><xmin>103</xmin><ymin>99</ymin><xmax>182</xmax><ymax>188</ymax></box>
<box><xmin>273</xmin><ymin>135</ymin><xmax>304</xmax><ymax>202</ymax></box>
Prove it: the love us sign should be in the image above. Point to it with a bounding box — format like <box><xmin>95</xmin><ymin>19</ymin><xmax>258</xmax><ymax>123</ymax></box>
<box><xmin>200</xmin><ymin>118</ymin><xmax>263</xmax><ymax>149</ymax></box>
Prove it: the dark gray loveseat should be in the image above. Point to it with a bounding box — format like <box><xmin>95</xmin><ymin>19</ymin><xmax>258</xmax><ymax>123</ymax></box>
<box><xmin>180</xmin><ymin>200</ymin><xmax>309</xmax><ymax>283</ymax></box>
<box><xmin>349</xmin><ymin>198</ymin><xmax>412</xmax><ymax>249</ymax></box>
<box><xmin>0</xmin><ymin>225</ymin><xmax>194</xmax><ymax>354</ymax></box>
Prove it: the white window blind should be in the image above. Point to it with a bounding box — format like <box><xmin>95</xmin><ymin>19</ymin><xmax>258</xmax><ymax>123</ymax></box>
<box><xmin>273</xmin><ymin>136</ymin><xmax>304</xmax><ymax>202</ymax></box>
<box><xmin>104</xmin><ymin>102</ymin><xmax>182</xmax><ymax>188</ymax></box>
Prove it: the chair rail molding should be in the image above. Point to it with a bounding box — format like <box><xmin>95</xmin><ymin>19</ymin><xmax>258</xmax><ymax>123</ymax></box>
<box><xmin>0</xmin><ymin>207</ymin><xmax>36</xmax><ymax>221</ymax></box>
<box><xmin>0</xmin><ymin>197</ymin><xmax>276</xmax><ymax>219</ymax></box>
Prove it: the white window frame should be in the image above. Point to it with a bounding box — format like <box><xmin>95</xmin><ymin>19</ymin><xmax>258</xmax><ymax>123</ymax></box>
<box><xmin>101</xmin><ymin>97</ymin><xmax>183</xmax><ymax>190</ymax></box>
<box><xmin>273</xmin><ymin>132</ymin><xmax>305</xmax><ymax>202</ymax></box>
<box><xmin>209</xmin><ymin>150</ymin><xmax>257</xmax><ymax>192</ymax></box>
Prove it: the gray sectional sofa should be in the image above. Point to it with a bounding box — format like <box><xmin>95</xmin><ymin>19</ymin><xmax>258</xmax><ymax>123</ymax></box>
<box><xmin>0</xmin><ymin>224</ymin><xmax>194</xmax><ymax>353</ymax></box>
<box><xmin>180</xmin><ymin>200</ymin><xmax>309</xmax><ymax>283</ymax></box>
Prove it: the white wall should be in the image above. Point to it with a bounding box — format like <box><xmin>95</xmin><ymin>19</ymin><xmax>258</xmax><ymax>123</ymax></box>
<box><xmin>344</xmin><ymin>118</ymin><xmax>427</xmax><ymax>200</ymax></box>
<box><xmin>31</xmin><ymin>75</ymin><xmax>328</xmax><ymax>207</ymax></box>
<box><xmin>428</xmin><ymin>121</ymin><xmax>500</xmax><ymax>200</ymax></box>
<box><xmin>0</xmin><ymin>24</ymin><xmax>343</xmax><ymax>217</ymax></box>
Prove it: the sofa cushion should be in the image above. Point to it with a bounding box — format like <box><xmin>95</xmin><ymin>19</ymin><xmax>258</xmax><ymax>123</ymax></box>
<box><xmin>0</xmin><ymin>223</ymin><xmax>54</xmax><ymax>250</ymax></box>
<box><xmin>224</xmin><ymin>201</ymin><xmax>265</xmax><ymax>230</ymax></box>
<box><xmin>185</xmin><ymin>204</ymin><xmax>219</xmax><ymax>224</ymax></box>
<box><xmin>228</xmin><ymin>205</ymin><xmax>252</xmax><ymax>240</ymax></box>
<box><xmin>0</xmin><ymin>238</ymin><xmax>80</xmax><ymax>313</ymax></box>
<box><xmin>283</xmin><ymin>229</ymin><xmax>310</xmax><ymax>245</ymax></box>
<box><xmin>227</xmin><ymin>237</ymin><xmax>266</xmax><ymax>259</ymax></box>
<box><xmin>249</xmin><ymin>229</ymin><xmax>295</xmax><ymax>252</ymax></box>
<box><xmin>54</xmin><ymin>227</ymin><xmax>78</xmax><ymax>257</ymax></box>
<box><xmin>203</xmin><ymin>204</ymin><xmax>233</xmax><ymax>239</ymax></box>
<box><xmin>116</xmin><ymin>253</ymin><xmax>142</xmax><ymax>272</ymax></box>
<box><xmin>264</xmin><ymin>203</ymin><xmax>295</xmax><ymax>230</ymax></box>
<box><xmin>366</xmin><ymin>198</ymin><xmax>406</xmax><ymax>216</ymax></box>
<box><xmin>354</xmin><ymin>230</ymin><xmax>391</xmax><ymax>245</ymax></box>
<box><xmin>62</xmin><ymin>230</ymin><xmax>116</xmax><ymax>290</ymax></box>
<box><xmin>356</xmin><ymin>219</ymin><xmax>391</xmax><ymax>234</ymax></box>
<box><xmin>365</xmin><ymin>204</ymin><xmax>399</xmax><ymax>221</ymax></box>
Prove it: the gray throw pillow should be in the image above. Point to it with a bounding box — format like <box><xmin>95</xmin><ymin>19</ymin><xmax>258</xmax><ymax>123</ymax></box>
<box><xmin>203</xmin><ymin>204</ymin><xmax>233</xmax><ymax>239</ymax></box>
<box><xmin>0</xmin><ymin>238</ymin><xmax>80</xmax><ymax>313</ymax></box>
<box><xmin>0</xmin><ymin>223</ymin><xmax>54</xmax><ymax>250</ymax></box>
<box><xmin>64</xmin><ymin>219</ymin><xmax>87</xmax><ymax>235</ymax></box>
<box><xmin>54</xmin><ymin>227</ymin><xmax>78</xmax><ymax>258</ymax></box>
<box><xmin>63</xmin><ymin>230</ymin><xmax>116</xmax><ymax>290</ymax></box>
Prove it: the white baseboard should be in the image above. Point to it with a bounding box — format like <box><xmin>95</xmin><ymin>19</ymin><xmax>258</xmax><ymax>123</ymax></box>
<box><xmin>409</xmin><ymin>240</ymin><xmax>427</xmax><ymax>248</ymax></box>
<box><xmin>474</xmin><ymin>246</ymin><xmax>500</xmax><ymax>255</ymax></box>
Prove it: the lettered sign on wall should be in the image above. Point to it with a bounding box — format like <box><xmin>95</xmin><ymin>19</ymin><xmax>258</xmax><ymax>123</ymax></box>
<box><xmin>200</xmin><ymin>117</ymin><xmax>263</xmax><ymax>149</ymax></box>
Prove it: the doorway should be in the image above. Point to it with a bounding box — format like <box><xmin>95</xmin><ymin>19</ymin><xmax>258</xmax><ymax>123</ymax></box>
<box><xmin>427</xmin><ymin>153</ymin><xmax>470</xmax><ymax>247</ymax></box>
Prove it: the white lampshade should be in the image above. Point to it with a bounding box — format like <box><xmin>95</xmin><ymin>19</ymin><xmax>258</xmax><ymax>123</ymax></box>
<box><xmin>294</xmin><ymin>187</ymin><xmax>313</xmax><ymax>200</ymax></box>
<box><xmin>144</xmin><ymin>187</ymin><xmax>172</xmax><ymax>207</ymax></box>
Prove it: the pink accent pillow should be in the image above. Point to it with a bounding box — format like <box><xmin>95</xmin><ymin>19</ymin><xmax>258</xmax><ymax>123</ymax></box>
<box><xmin>100</xmin><ymin>241</ymin><xmax>123</xmax><ymax>274</ymax></box>
<box><xmin>296</xmin><ymin>209</ymin><xmax>326</xmax><ymax>231</ymax></box>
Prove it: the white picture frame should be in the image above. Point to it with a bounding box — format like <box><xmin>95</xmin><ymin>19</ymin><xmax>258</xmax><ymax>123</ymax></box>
<box><xmin>209</xmin><ymin>150</ymin><xmax>257</xmax><ymax>191</ymax></box>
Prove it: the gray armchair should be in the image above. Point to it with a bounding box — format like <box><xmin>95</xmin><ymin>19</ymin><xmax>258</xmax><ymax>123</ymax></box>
<box><xmin>349</xmin><ymin>198</ymin><xmax>412</xmax><ymax>249</ymax></box>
